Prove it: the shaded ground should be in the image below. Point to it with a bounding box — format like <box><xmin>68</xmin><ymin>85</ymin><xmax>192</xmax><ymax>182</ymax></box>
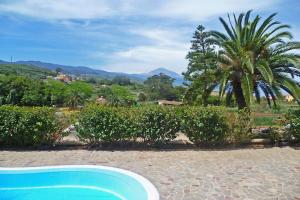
<box><xmin>0</xmin><ymin>147</ymin><xmax>300</xmax><ymax>200</ymax></box>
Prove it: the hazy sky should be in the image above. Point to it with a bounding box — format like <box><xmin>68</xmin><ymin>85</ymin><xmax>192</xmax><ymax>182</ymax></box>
<box><xmin>0</xmin><ymin>0</ymin><xmax>299</xmax><ymax>73</ymax></box>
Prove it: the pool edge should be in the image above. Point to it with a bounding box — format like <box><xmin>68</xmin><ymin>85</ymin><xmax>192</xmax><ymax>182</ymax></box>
<box><xmin>0</xmin><ymin>165</ymin><xmax>160</xmax><ymax>200</ymax></box>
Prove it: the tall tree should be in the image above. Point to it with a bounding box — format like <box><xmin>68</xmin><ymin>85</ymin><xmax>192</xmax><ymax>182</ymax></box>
<box><xmin>66</xmin><ymin>90</ymin><xmax>85</xmax><ymax>108</ymax></box>
<box><xmin>65</xmin><ymin>81</ymin><xmax>93</xmax><ymax>108</ymax></box>
<box><xmin>45</xmin><ymin>79</ymin><xmax>67</xmax><ymax>106</ymax></box>
<box><xmin>184</xmin><ymin>25</ymin><xmax>218</xmax><ymax>106</ymax></box>
<box><xmin>55</xmin><ymin>67</ymin><xmax>63</xmax><ymax>74</ymax></box>
<box><xmin>210</xmin><ymin>10</ymin><xmax>300</xmax><ymax>109</ymax></box>
<box><xmin>144</xmin><ymin>73</ymin><xmax>178</xmax><ymax>100</ymax></box>
<box><xmin>112</xmin><ymin>76</ymin><xmax>132</xmax><ymax>86</ymax></box>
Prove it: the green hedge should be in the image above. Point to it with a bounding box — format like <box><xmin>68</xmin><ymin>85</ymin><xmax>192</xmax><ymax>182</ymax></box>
<box><xmin>76</xmin><ymin>105</ymin><xmax>228</xmax><ymax>145</ymax></box>
<box><xmin>2</xmin><ymin>105</ymin><xmax>298</xmax><ymax>147</ymax></box>
<box><xmin>75</xmin><ymin>105</ymin><xmax>180</xmax><ymax>144</ymax></box>
<box><xmin>227</xmin><ymin>108</ymin><xmax>253</xmax><ymax>144</ymax></box>
<box><xmin>0</xmin><ymin>106</ymin><xmax>62</xmax><ymax>146</ymax></box>
<box><xmin>286</xmin><ymin>109</ymin><xmax>300</xmax><ymax>142</ymax></box>
<box><xmin>135</xmin><ymin>106</ymin><xmax>180</xmax><ymax>144</ymax></box>
<box><xmin>180</xmin><ymin>106</ymin><xmax>229</xmax><ymax>145</ymax></box>
<box><xmin>75</xmin><ymin>105</ymin><xmax>137</xmax><ymax>144</ymax></box>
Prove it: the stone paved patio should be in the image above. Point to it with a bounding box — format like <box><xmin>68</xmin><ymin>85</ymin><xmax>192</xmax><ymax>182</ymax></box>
<box><xmin>0</xmin><ymin>147</ymin><xmax>300</xmax><ymax>200</ymax></box>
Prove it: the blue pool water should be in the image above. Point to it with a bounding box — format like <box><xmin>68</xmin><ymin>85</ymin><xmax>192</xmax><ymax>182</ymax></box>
<box><xmin>0</xmin><ymin>166</ymin><xmax>159</xmax><ymax>200</ymax></box>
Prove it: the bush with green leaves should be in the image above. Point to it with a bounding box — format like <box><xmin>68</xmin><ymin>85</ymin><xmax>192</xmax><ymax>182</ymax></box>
<box><xmin>227</xmin><ymin>108</ymin><xmax>253</xmax><ymax>144</ymax></box>
<box><xmin>180</xmin><ymin>106</ymin><xmax>229</xmax><ymax>145</ymax></box>
<box><xmin>75</xmin><ymin>105</ymin><xmax>137</xmax><ymax>144</ymax></box>
<box><xmin>76</xmin><ymin>105</ymin><xmax>181</xmax><ymax>145</ymax></box>
<box><xmin>135</xmin><ymin>106</ymin><xmax>181</xmax><ymax>144</ymax></box>
<box><xmin>286</xmin><ymin>109</ymin><xmax>300</xmax><ymax>142</ymax></box>
<box><xmin>0</xmin><ymin>106</ymin><xmax>62</xmax><ymax>146</ymax></box>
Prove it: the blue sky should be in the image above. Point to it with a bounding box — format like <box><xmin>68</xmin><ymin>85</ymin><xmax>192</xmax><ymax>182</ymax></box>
<box><xmin>0</xmin><ymin>0</ymin><xmax>299</xmax><ymax>73</ymax></box>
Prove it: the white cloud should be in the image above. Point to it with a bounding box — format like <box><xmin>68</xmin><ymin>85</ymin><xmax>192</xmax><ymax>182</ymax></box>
<box><xmin>0</xmin><ymin>0</ymin><xmax>284</xmax><ymax>73</ymax></box>
<box><xmin>0</xmin><ymin>0</ymin><xmax>280</xmax><ymax>21</ymax></box>
<box><xmin>130</xmin><ymin>29</ymin><xmax>187</xmax><ymax>46</ymax></box>
<box><xmin>151</xmin><ymin>0</ymin><xmax>280</xmax><ymax>21</ymax></box>
<box><xmin>101</xmin><ymin>28</ymin><xmax>190</xmax><ymax>73</ymax></box>
<box><xmin>0</xmin><ymin>0</ymin><xmax>116</xmax><ymax>20</ymax></box>
<box><xmin>293</xmin><ymin>28</ymin><xmax>300</xmax><ymax>41</ymax></box>
<box><xmin>105</xmin><ymin>45</ymin><xmax>188</xmax><ymax>73</ymax></box>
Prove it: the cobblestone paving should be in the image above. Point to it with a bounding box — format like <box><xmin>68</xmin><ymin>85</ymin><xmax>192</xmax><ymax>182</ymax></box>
<box><xmin>0</xmin><ymin>147</ymin><xmax>300</xmax><ymax>200</ymax></box>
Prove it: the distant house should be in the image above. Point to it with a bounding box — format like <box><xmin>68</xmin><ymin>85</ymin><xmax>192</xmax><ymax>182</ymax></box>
<box><xmin>96</xmin><ymin>96</ymin><xmax>107</xmax><ymax>105</ymax></box>
<box><xmin>210</xmin><ymin>91</ymin><xmax>219</xmax><ymax>97</ymax></box>
<box><xmin>46</xmin><ymin>76</ymin><xmax>54</xmax><ymax>79</ymax></box>
<box><xmin>157</xmin><ymin>100</ymin><xmax>183</xmax><ymax>106</ymax></box>
<box><xmin>267</xmin><ymin>96</ymin><xmax>274</xmax><ymax>100</ymax></box>
<box><xmin>54</xmin><ymin>73</ymin><xmax>73</xmax><ymax>83</ymax></box>
<box><xmin>285</xmin><ymin>95</ymin><xmax>294</xmax><ymax>103</ymax></box>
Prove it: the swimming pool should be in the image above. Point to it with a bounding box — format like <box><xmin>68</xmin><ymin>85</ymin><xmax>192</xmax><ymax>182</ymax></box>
<box><xmin>0</xmin><ymin>165</ymin><xmax>159</xmax><ymax>200</ymax></box>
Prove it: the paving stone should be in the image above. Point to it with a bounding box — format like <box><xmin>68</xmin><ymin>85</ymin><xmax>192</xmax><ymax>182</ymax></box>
<box><xmin>0</xmin><ymin>147</ymin><xmax>299</xmax><ymax>200</ymax></box>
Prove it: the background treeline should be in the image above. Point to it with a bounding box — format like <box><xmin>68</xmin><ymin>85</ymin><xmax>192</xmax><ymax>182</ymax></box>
<box><xmin>93</xmin><ymin>73</ymin><xmax>185</xmax><ymax>103</ymax></box>
<box><xmin>0</xmin><ymin>105</ymin><xmax>299</xmax><ymax>147</ymax></box>
<box><xmin>0</xmin><ymin>75</ymin><xmax>92</xmax><ymax>107</ymax></box>
<box><xmin>0</xmin><ymin>72</ymin><xmax>186</xmax><ymax>107</ymax></box>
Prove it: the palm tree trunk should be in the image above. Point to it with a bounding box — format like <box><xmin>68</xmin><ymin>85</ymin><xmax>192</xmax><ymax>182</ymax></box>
<box><xmin>232</xmin><ymin>80</ymin><xmax>247</xmax><ymax>110</ymax></box>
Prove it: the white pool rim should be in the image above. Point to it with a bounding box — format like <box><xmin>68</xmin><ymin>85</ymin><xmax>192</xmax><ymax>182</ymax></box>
<box><xmin>0</xmin><ymin>165</ymin><xmax>160</xmax><ymax>200</ymax></box>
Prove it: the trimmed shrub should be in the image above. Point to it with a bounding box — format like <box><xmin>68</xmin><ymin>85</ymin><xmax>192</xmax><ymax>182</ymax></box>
<box><xmin>135</xmin><ymin>106</ymin><xmax>181</xmax><ymax>144</ymax></box>
<box><xmin>0</xmin><ymin>106</ymin><xmax>62</xmax><ymax>146</ymax></box>
<box><xmin>76</xmin><ymin>105</ymin><xmax>181</xmax><ymax>145</ymax></box>
<box><xmin>75</xmin><ymin>105</ymin><xmax>137</xmax><ymax>144</ymax></box>
<box><xmin>227</xmin><ymin>108</ymin><xmax>253</xmax><ymax>144</ymax></box>
<box><xmin>286</xmin><ymin>109</ymin><xmax>300</xmax><ymax>142</ymax></box>
<box><xmin>180</xmin><ymin>106</ymin><xmax>229</xmax><ymax>145</ymax></box>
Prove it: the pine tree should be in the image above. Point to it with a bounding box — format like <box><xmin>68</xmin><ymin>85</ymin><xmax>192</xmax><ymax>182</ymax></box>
<box><xmin>184</xmin><ymin>25</ymin><xmax>218</xmax><ymax>106</ymax></box>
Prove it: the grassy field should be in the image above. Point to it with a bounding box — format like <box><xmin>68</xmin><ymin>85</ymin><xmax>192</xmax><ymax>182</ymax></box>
<box><xmin>227</xmin><ymin>100</ymin><xmax>298</xmax><ymax>127</ymax></box>
<box><xmin>252</xmin><ymin>114</ymin><xmax>283</xmax><ymax>127</ymax></box>
<box><xmin>251</xmin><ymin>101</ymin><xmax>298</xmax><ymax>127</ymax></box>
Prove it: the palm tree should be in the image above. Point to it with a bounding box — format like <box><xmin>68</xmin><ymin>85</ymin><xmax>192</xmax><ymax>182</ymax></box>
<box><xmin>210</xmin><ymin>10</ymin><xmax>300</xmax><ymax>109</ymax></box>
<box><xmin>66</xmin><ymin>90</ymin><xmax>84</xmax><ymax>108</ymax></box>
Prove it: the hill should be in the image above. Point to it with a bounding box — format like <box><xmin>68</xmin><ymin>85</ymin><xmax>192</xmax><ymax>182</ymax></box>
<box><xmin>15</xmin><ymin>60</ymin><xmax>118</xmax><ymax>78</ymax></box>
<box><xmin>0</xmin><ymin>60</ymin><xmax>184</xmax><ymax>85</ymax></box>
<box><xmin>141</xmin><ymin>68</ymin><xmax>184</xmax><ymax>85</ymax></box>
<box><xmin>0</xmin><ymin>63</ymin><xmax>55</xmax><ymax>79</ymax></box>
<box><xmin>143</xmin><ymin>68</ymin><xmax>182</xmax><ymax>79</ymax></box>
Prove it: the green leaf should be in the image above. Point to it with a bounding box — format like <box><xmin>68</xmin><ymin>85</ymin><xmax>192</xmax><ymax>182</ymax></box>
<box><xmin>241</xmin><ymin>73</ymin><xmax>253</xmax><ymax>107</ymax></box>
<box><xmin>256</xmin><ymin>60</ymin><xmax>273</xmax><ymax>84</ymax></box>
<box><xmin>244</xmin><ymin>56</ymin><xmax>254</xmax><ymax>74</ymax></box>
<box><xmin>219</xmin><ymin>72</ymin><xmax>229</xmax><ymax>98</ymax></box>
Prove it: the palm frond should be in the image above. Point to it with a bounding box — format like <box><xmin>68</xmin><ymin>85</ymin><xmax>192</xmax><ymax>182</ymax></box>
<box><xmin>255</xmin><ymin>13</ymin><xmax>277</xmax><ymax>38</ymax></box>
<box><xmin>241</xmin><ymin>73</ymin><xmax>253</xmax><ymax>107</ymax></box>
<box><xmin>256</xmin><ymin>60</ymin><xmax>273</xmax><ymax>84</ymax></box>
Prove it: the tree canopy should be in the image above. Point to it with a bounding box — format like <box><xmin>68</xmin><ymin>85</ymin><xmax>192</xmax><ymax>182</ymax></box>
<box><xmin>0</xmin><ymin>75</ymin><xmax>93</xmax><ymax>107</ymax></box>
<box><xmin>144</xmin><ymin>73</ymin><xmax>181</xmax><ymax>101</ymax></box>
<box><xmin>185</xmin><ymin>10</ymin><xmax>300</xmax><ymax>110</ymax></box>
<box><xmin>184</xmin><ymin>25</ymin><xmax>218</xmax><ymax>106</ymax></box>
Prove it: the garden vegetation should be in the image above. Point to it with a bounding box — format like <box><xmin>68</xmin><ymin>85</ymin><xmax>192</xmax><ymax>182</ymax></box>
<box><xmin>0</xmin><ymin>10</ymin><xmax>299</xmax><ymax>148</ymax></box>
<box><xmin>185</xmin><ymin>11</ymin><xmax>300</xmax><ymax>109</ymax></box>
<box><xmin>0</xmin><ymin>105</ymin><xmax>299</xmax><ymax>147</ymax></box>
<box><xmin>0</xmin><ymin>106</ymin><xmax>63</xmax><ymax>146</ymax></box>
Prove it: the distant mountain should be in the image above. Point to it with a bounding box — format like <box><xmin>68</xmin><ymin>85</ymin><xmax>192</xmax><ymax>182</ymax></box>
<box><xmin>0</xmin><ymin>60</ymin><xmax>184</xmax><ymax>85</ymax></box>
<box><xmin>15</xmin><ymin>60</ymin><xmax>119</xmax><ymax>78</ymax></box>
<box><xmin>0</xmin><ymin>61</ymin><xmax>55</xmax><ymax>79</ymax></box>
<box><xmin>147</xmin><ymin>68</ymin><xmax>184</xmax><ymax>85</ymax></box>
<box><xmin>130</xmin><ymin>68</ymin><xmax>184</xmax><ymax>85</ymax></box>
<box><xmin>144</xmin><ymin>68</ymin><xmax>182</xmax><ymax>79</ymax></box>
